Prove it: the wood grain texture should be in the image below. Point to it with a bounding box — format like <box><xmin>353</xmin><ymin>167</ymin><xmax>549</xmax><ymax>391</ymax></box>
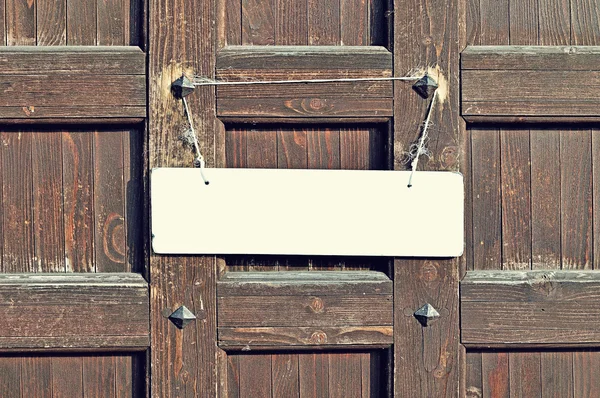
<box><xmin>509</xmin><ymin>0</ymin><xmax>538</xmax><ymax>44</ymax></box>
<box><xmin>66</xmin><ymin>0</ymin><xmax>97</xmax><ymax>45</ymax></box>
<box><xmin>308</xmin><ymin>0</ymin><xmax>340</xmax><ymax>44</ymax></box>
<box><xmin>239</xmin><ymin>354</ymin><xmax>272</xmax><ymax>397</ymax></box>
<box><xmin>541</xmin><ymin>352</ymin><xmax>573</xmax><ymax>397</ymax></box>
<box><xmin>571</xmin><ymin>0</ymin><xmax>600</xmax><ymax>45</ymax></box>
<box><xmin>594</xmin><ymin>129</ymin><xmax>600</xmax><ymax>269</ymax></box>
<box><xmin>530</xmin><ymin>129</ymin><xmax>561</xmax><ymax>269</ymax></box>
<box><xmin>307</xmin><ymin>128</ymin><xmax>341</xmax><ymax>169</ymax></box>
<box><xmin>329</xmin><ymin>353</ymin><xmax>361</xmax><ymax>398</ymax></box>
<box><xmin>225</xmin><ymin>0</ymin><xmax>241</xmax><ymax>45</ymax></box>
<box><xmin>6</xmin><ymin>0</ymin><xmax>36</xmax><ymax>45</ymax></box>
<box><xmin>97</xmin><ymin>0</ymin><xmax>127</xmax><ymax>45</ymax></box>
<box><xmin>573</xmin><ymin>351</ymin><xmax>600</xmax><ymax>397</ymax></box>
<box><xmin>299</xmin><ymin>353</ymin><xmax>329</xmax><ymax>398</ymax></box>
<box><xmin>0</xmin><ymin>357</ymin><xmax>21</xmax><ymax>395</ymax></box>
<box><xmin>242</xmin><ymin>0</ymin><xmax>275</xmax><ymax>45</ymax></box>
<box><xmin>0</xmin><ymin>273</ymin><xmax>149</xmax><ymax>350</ymax></box>
<box><xmin>341</xmin><ymin>0</ymin><xmax>367</xmax><ymax>45</ymax></box>
<box><xmin>465</xmin><ymin>352</ymin><xmax>483</xmax><ymax>398</ymax></box>
<box><xmin>560</xmin><ymin>129</ymin><xmax>592</xmax><ymax>269</ymax></box>
<box><xmin>22</xmin><ymin>356</ymin><xmax>52</xmax><ymax>398</ymax></box>
<box><xmin>32</xmin><ymin>132</ymin><xmax>65</xmax><ymax>272</ymax></box>
<box><xmin>37</xmin><ymin>0</ymin><xmax>66</xmax><ymax>44</ymax></box>
<box><xmin>84</xmin><ymin>356</ymin><xmax>115</xmax><ymax>397</ymax></box>
<box><xmin>539</xmin><ymin>0</ymin><xmax>570</xmax><ymax>45</ymax></box>
<box><xmin>275</xmin><ymin>0</ymin><xmax>308</xmax><ymax>45</ymax></box>
<box><xmin>482</xmin><ymin>352</ymin><xmax>509</xmax><ymax>398</ymax></box>
<box><xmin>52</xmin><ymin>357</ymin><xmax>83</xmax><ymax>398</ymax></box>
<box><xmin>509</xmin><ymin>352</ymin><xmax>541</xmax><ymax>397</ymax></box>
<box><xmin>500</xmin><ymin>129</ymin><xmax>531</xmax><ymax>270</ymax></box>
<box><xmin>272</xmin><ymin>354</ymin><xmax>300</xmax><ymax>397</ymax></box>
<box><xmin>1</xmin><ymin>131</ymin><xmax>34</xmax><ymax>273</ymax></box>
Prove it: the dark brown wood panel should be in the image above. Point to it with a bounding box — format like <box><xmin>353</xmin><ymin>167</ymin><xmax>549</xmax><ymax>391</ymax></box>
<box><xmin>541</xmin><ymin>352</ymin><xmax>573</xmax><ymax>397</ymax></box>
<box><xmin>272</xmin><ymin>354</ymin><xmax>300</xmax><ymax>396</ymax></box>
<box><xmin>37</xmin><ymin>0</ymin><xmax>66</xmax><ymax>45</ymax></box>
<box><xmin>0</xmin><ymin>273</ymin><xmax>149</xmax><ymax>350</ymax></box>
<box><xmin>481</xmin><ymin>352</ymin><xmax>509</xmax><ymax>398</ymax></box>
<box><xmin>509</xmin><ymin>352</ymin><xmax>542</xmax><ymax>397</ymax></box>
<box><xmin>66</xmin><ymin>0</ymin><xmax>97</xmax><ymax>45</ymax></box>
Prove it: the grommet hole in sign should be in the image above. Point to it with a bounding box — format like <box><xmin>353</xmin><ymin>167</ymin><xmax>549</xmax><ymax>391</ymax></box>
<box><xmin>154</xmin><ymin>73</ymin><xmax>462</xmax><ymax>257</ymax></box>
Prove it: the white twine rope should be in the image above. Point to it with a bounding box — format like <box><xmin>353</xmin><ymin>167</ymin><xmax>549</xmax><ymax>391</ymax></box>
<box><xmin>181</xmin><ymin>97</ymin><xmax>209</xmax><ymax>185</ymax></box>
<box><xmin>407</xmin><ymin>89</ymin><xmax>438</xmax><ymax>187</ymax></box>
<box><xmin>193</xmin><ymin>75</ymin><xmax>422</xmax><ymax>86</ymax></box>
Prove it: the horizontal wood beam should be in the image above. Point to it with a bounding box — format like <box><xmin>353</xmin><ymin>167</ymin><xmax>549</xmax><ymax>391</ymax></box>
<box><xmin>216</xmin><ymin>46</ymin><xmax>393</xmax><ymax>120</ymax></box>
<box><xmin>461</xmin><ymin>271</ymin><xmax>600</xmax><ymax>347</ymax></box>
<box><xmin>461</xmin><ymin>46</ymin><xmax>600</xmax><ymax>123</ymax></box>
<box><xmin>0</xmin><ymin>46</ymin><xmax>146</xmax><ymax>122</ymax></box>
<box><xmin>0</xmin><ymin>273</ymin><xmax>149</xmax><ymax>351</ymax></box>
<box><xmin>217</xmin><ymin>271</ymin><xmax>393</xmax><ymax>348</ymax></box>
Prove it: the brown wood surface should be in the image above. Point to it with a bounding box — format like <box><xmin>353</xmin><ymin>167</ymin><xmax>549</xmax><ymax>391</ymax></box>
<box><xmin>272</xmin><ymin>354</ymin><xmax>300</xmax><ymax>397</ymax></box>
<box><xmin>37</xmin><ymin>0</ymin><xmax>66</xmax><ymax>45</ymax></box>
<box><xmin>0</xmin><ymin>273</ymin><xmax>148</xmax><ymax>350</ymax></box>
<box><xmin>541</xmin><ymin>352</ymin><xmax>574</xmax><ymax>397</ymax></box>
<box><xmin>481</xmin><ymin>352</ymin><xmax>509</xmax><ymax>398</ymax></box>
<box><xmin>509</xmin><ymin>352</ymin><xmax>542</xmax><ymax>397</ymax></box>
<box><xmin>66</xmin><ymin>0</ymin><xmax>96</xmax><ymax>45</ymax></box>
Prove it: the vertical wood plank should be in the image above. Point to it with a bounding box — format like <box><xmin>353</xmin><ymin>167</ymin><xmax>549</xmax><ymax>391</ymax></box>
<box><xmin>466</xmin><ymin>0</ymin><xmax>481</xmax><ymax>45</ymax></box>
<box><xmin>32</xmin><ymin>132</ymin><xmax>65</xmax><ymax>272</ymax></box>
<box><xmin>465</xmin><ymin>352</ymin><xmax>483</xmax><ymax>398</ymax></box>
<box><xmin>340</xmin><ymin>128</ymin><xmax>370</xmax><ymax>170</ymax></box>
<box><xmin>480</xmin><ymin>0</ymin><xmax>509</xmax><ymax>45</ymax></box>
<box><xmin>97</xmin><ymin>0</ymin><xmax>126</xmax><ymax>45</ymax></box>
<box><xmin>66</xmin><ymin>0</ymin><xmax>97</xmax><ymax>44</ymax></box>
<box><xmin>225</xmin><ymin>0</ymin><xmax>242</xmax><ymax>45</ymax></box>
<box><xmin>94</xmin><ymin>131</ymin><xmax>127</xmax><ymax>272</ymax></box>
<box><xmin>1</xmin><ymin>132</ymin><xmax>34</xmax><ymax>273</ymax></box>
<box><xmin>538</xmin><ymin>0</ymin><xmax>570</xmax><ymax>45</ymax></box>
<box><xmin>594</xmin><ymin>129</ymin><xmax>600</xmax><ymax>269</ymax></box>
<box><xmin>299</xmin><ymin>353</ymin><xmax>329</xmax><ymax>398</ymax></box>
<box><xmin>37</xmin><ymin>0</ymin><xmax>66</xmax><ymax>44</ymax></box>
<box><xmin>360</xmin><ymin>352</ymin><xmax>372</xmax><ymax>398</ymax></box>
<box><xmin>242</xmin><ymin>0</ymin><xmax>275</xmax><ymax>45</ymax></box>
<box><xmin>571</xmin><ymin>0</ymin><xmax>600</xmax><ymax>45</ymax></box>
<box><xmin>308</xmin><ymin>0</ymin><xmax>340</xmax><ymax>45</ymax></box>
<box><xmin>508</xmin><ymin>0</ymin><xmax>538</xmax><ymax>44</ymax></box>
<box><xmin>0</xmin><ymin>357</ymin><xmax>21</xmax><ymax>395</ymax></box>
<box><xmin>277</xmin><ymin>129</ymin><xmax>308</xmax><ymax>169</ymax></box>
<box><xmin>272</xmin><ymin>354</ymin><xmax>299</xmax><ymax>397</ymax></box>
<box><xmin>481</xmin><ymin>352</ymin><xmax>509</xmax><ymax>398</ymax></box>
<box><xmin>275</xmin><ymin>0</ymin><xmax>308</xmax><ymax>45</ymax></box>
<box><xmin>471</xmin><ymin>129</ymin><xmax>502</xmax><ymax>270</ymax></box>
<box><xmin>509</xmin><ymin>352</ymin><xmax>541</xmax><ymax>397</ymax></box>
<box><xmin>62</xmin><ymin>132</ymin><xmax>95</xmax><ymax>272</ymax></box>
<box><xmin>6</xmin><ymin>0</ymin><xmax>36</xmax><ymax>45</ymax></box>
<box><xmin>560</xmin><ymin>130</ymin><xmax>592</xmax><ymax>269</ymax></box>
<box><xmin>307</xmin><ymin>129</ymin><xmax>341</xmax><ymax>169</ymax></box>
<box><xmin>227</xmin><ymin>354</ymin><xmax>240</xmax><ymax>398</ymax></box>
<box><xmin>22</xmin><ymin>357</ymin><xmax>52</xmax><ymax>398</ymax></box>
<box><xmin>114</xmin><ymin>355</ymin><xmax>133</xmax><ymax>398</ymax></box>
<box><xmin>530</xmin><ymin>130</ymin><xmax>561</xmax><ymax>269</ymax></box>
<box><xmin>52</xmin><ymin>357</ymin><xmax>84</xmax><ymax>398</ymax></box>
<box><xmin>0</xmin><ymin>0</ymin><xmax>5</xmax><ymax>45</ymax></box>
<box><xmin>541</xmin><ymin>352</ymin><xmax>574</xmax><ymax>398</ymax></box>
<box><xmin>500</xmin><ymin>130</ymin><xmax>531</xmax><ymax>270</ymax></box>
<box><xmin>340</xmin><ymin>0</ymin><xmax>367</xmax><ymax>45</ymax></box>
<box><xmin>239</xmin><ymin>355</ymin><xmax>271</xmax><ymax>398</ymax></box>
<box><xmin>247</xmin><ymin>130</ymin><xmax>277</xmax><ymax>168</ymax></box>
<box><xmin>329</xmin><ymin>353</ymin><xmax>361</xmax><ymax>398</ymax></box>
<box><xmin>83</xmin><ymin>356</ymin><xmax>115</xmax><ymax>397</ymax></box>
<box><xmin>123</xmin><ymin>129</ymin><xmax>144</xmax><ymax>272</ymax></box>
<box><xmin>573</xmin><ymin>351</ymin><xmax>600</xmax><ymax>398</ymax></box>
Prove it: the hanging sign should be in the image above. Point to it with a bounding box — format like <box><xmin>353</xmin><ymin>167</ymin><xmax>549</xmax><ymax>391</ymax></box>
<box><xmin>151</xmin><ymin>168</ymin><xmax>464</xmax><ymax>257</ymax></box>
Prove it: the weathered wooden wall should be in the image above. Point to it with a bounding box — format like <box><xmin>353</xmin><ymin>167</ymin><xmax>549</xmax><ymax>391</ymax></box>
<box><xmin>465</xmin><ymin>0</ymin><xmax>600</xmax><ymax>396</ymax></box>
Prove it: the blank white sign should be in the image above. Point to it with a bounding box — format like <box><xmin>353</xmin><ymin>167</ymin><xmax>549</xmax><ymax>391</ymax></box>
<box><xmin>151</xmin><ymin>168</ymin><xmax>464</xmax><ymax>257</ymax></box>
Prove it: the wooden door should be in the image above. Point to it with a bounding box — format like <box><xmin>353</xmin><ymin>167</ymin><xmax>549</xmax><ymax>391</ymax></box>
<box><xmin>0</xmin><ymin>1</ymin><xmax>148</xmax><ymax>397</ymax></box>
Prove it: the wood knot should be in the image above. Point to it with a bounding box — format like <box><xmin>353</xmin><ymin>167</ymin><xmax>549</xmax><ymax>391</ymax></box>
<box><xmin>420</xmin><ymin>261</ymin><xmax>440</xmax><ymax>282</ymax></box>
<box><xmin>308</xmin><ymin>98</ymin><xmax>326</xmax><ymax>110</ymax></box>
<box><xmin>309</xmin><ymin>297</ymin><xmax>325</xmax><ymax>313</ymax></box>
<box><xmin>310</xmin><ymin>331</ymin><xmax>328</xmax><ymax>344</ymax></box>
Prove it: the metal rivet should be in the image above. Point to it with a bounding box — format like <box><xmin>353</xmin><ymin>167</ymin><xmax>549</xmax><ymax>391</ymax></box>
<box><xmin>413</xmin><ymin>303</ymin><xmax>440</xmax><ymax>327</ymax></box>
<box><xmin>412</xmin><ymin>75</ymin><xmax>438</xmax><ymax>99</ymax></box>
<box><xmin>168</xmin><ymin>305</ymin><xmax>197</xmax><ymax>329</ymax></box>
<box><xmin>172</xmin><ymin>75</ymin><xmax>195</xmax><ymax>99</ymax></box>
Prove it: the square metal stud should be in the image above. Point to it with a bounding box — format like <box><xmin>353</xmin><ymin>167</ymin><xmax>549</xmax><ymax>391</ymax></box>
<box><xmin>168</xmin><ymin>305</ymin><xmax>197</xmax><ymax>329</ymax></box>
<box><xmin>171</xmin><ymin>75</ymin><xmax>195</xmax><ymax>99</ymax></box>
<box><xmin>414</xmin><ymin>303</ymin><xmax>440</xmax><ymax>327</ymax></box>
<box><xmin>412</xmin><ymin>75</ymin><xmax>438</xmax><ymax>99</ymax></box>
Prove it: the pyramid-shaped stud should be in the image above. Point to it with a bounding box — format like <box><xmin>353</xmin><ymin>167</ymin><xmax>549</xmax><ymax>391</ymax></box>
<box><xmin>168</xmin><ymin>305</ymin><xmax>197</xmax><ymax>329</ymax></box>
<box><xmin>413</xmin><ymin>303</ymin><xmax>440</xmax><ymax>327</ymax></box>
<box><xmin>412</xmin><ymin>75</ymin><xmax>438</xmax><ymax>99</ymax></box>
<box><xmin>171</xmin><ymin>75</ymin><xmax>195</xmax><ymax>99</ymax></box>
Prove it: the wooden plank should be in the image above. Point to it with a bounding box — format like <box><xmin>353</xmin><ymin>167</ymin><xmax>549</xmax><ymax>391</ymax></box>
<box><xmin>83</xmin><ymin>356</ymin><xmax>115</xmax><ymax>397</ymax></box>
<box><xmin>226</xmin><ymin>354</ymin><xmax>240</xmax><ymax>398</ymax></box>
<box><xmin>307</xmin><ymin>128</ymin><xmax>341</xmax><ymax>169</ymax></box>
<box><xmin>66</xmin><ymin>0</ymin><xmax>96</xmax><ymax>44</ymax></box>
<box><xmin>509</xmin><ymin>352</ymin><xmax>541</xmax><ymax>397</ymax></box>
<box><xmin>94</xmin><ymin>131</ymin><xmax>127</xmax><ymax>272</ymax></box>
<box><xmin>0</xmin><ymin>357</ymin><xmax>20</xmax><ymax>395</ymax></box>
<box><xmin>52</xmin><ymin>357</ymin><xmax>83</xmax><ymax>398</ymax></box>
<box><xmin>217</xmin><ymin>46</ymin><xmax>392</xmax><ymax>69</ymax></box>
<box><xmin>539</xmin><ymin>0</ymin><xmax>570</xmax><ymax>45</ymax></box>
<box><xmin>541</xmin><ymin>352</ymin><xmax>573</xmax><ymax>397</ymax></box>
<box><xmin>241</xmin><ymin>0</ymin><xmax>274</xmax><ymax>45</ymax></box>
<box><xmin>97</xmin><ymin>0</ymin><xmax>126</xmax><ymax>45</ymax></box>
<box><xmin>6</xmin><ymin>0</ymin><xmax>36</xmax><ymax>45</ymax></box>
<box><xmin>62</xmin><ymin>132</ymin><xmax>95</xmax><ymax>272</ymax></box>
<box><xmin>123</xmin><ymin>128</ymin><xmax>144</xmax><ymax>272</ymax></box>
<box><xmin>500</xmin><ymin>129</ymin><xmax>531</xmax><ymax>270</ymax></box>
<box><xmin>275</xmin><ymin>0</ymin><xmax>308</xmax><ymax>45</ymax></box>
<box><xmin>509</xmin><ymin>0</ymin><xmax>538</xmax><ymax>45</ymax></box>
<box><xmin>1</xmin><ymin>132</ymin><xmax>34</xmax><ymax>273</ymax></box>
<box><xmin>340</xmin><ymin>0</ymin><xmax>367</xmax><ymax>45</ymax></box>
<box><xmin>218</xmin><ymin>271</ymin><xmax>392</xmax><ymax>295</ymax></box>
<box><xmin>329</xmin><ymin>353</ymin><xmax>361</xmax><ymax>398</ymax></box>
<box><xmin>595</xmin><ymin>129</ymin><xmax>600</xmax><ymax>270</ymax></box>
<box><xmin>218</xmin><ymin>326</ymin><xmax>393</xmax><ymax>348</ymax></box>
<box><xmin>481</xmin><ymin>352</ymin><xmax>509</xmax><ymax>398</ymax></box>
<box><xmin>0</xmin><ymin>0</ymin><xmax>5</xmax><ymax>45</ymax></box>
<box><xmin>278</xmin><ymin>128</ymin><xmax>308</xmax><ymax>168</ymax></box>
<box><xmin>471</xmin><ymin>128</ymin><xmax>501</xmax><ymax>270</ymax></box>
<box><xmin>299</xmin><ymin>353</ymin><xmax>329</xmax><ymax>398</ymax></box>
<box><xmin>239</xmin><ymin>355</ymin><xmax>271</xmax><ymax>397</ymax></box>
<box><xmin>218</xmin><ymin>295</ymin><xmax>392</xmax><ymax>327</ymax></box>
<box><xmin>32</xmin><ymin>132</ymin><xmax>65</xmax><ymax>272</ymax></box>
<box><xmin>224</xmin><ymin>0</ymin><xmax>241</xmax><ymax>45</ymax></box>
<box><xmin>340</xmin><ymin>128</ymin><xmax>370</xmax><ymax>170</ymax></box>
<box><xmin>571</xmin><ymin>0</ymin><xmax>600</xmax><ymax>45</ymax></box>
<box><xmin>480</xmin><ymin>0</ymin><xmax>509</xmax><ymax>45</ymax></box>
<box><xmin>308</xmin><ymin>0</ymin><xmax>340</xmax><ymax>45</ymax></box>
<box><xmin>462</xmin><ymin>271</ymin><xmax>600</xmax><ymax>346</ymax></box>
<box><xmin>573</xmin><ymin>351</ymin><xmax>600</xmax><ymax>397</ymax></box>
<box><xmin>114</xmin><ymin>355</ymin><xmax>134</xmax><ymax>398</ymax></box>
<box><xmin>22</xmin><ymin>357</ymin><xmax>52</xmax><ymax>398</ymax></box>
<box><xmin>37</xmin><ymin>0</ymin><xmax>65</xmax><ymax>45</ymax></box>
<box><xmin>560</xmin><ymin>129</ymin><xmax>593</xmax><ymax>269</ymax></box>
<box><xmin>0</xmin><ymin>273</ymin><xmax>149</xmax><ymax>350</ymax></box>
<box><xmin>465</xmin><ymin>352</ymin><xmax>483</xmax><ymax>398</ymax></box>
<box><xmin>272</xmin><ymin>354</ymin><xmax>299</xmax><ymax>397</ymax></box>
<box><xmin>530</xmin><ymin>129</ymin><xmax>561</xmax><ymax>269</ymax></box>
